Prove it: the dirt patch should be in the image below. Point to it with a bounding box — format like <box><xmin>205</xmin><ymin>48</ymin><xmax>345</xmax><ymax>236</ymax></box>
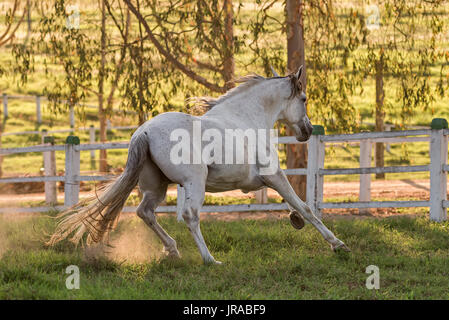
<box><xmin>105</xmin><ymin>218</ymin><xmax>162</xmax><ymax>263</ymax></box>
<box><xmin>322</xmin><ymin>179</ymin><xmax>430</xmax><ymax>200</ymax></box>
<box><xmin>0</xmin><ymin>178</ymin><xmax>105</xmax><ymax>196</ymax></box>
<box><xmin>0</xmin><ymin>181</ymin><xmax>45</xmax><ymax>194</ymax></box>
<box><xmin>0</xmin><ymin>213</ymin><xmax>163</xmax><ymax>263</ymax></box>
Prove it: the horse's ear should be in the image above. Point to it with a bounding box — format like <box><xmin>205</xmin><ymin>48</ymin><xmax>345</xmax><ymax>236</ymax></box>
<box><xmin>270</xmin><ymin>65</ymin><xmax>280</xmax><ymax>77</ymax></box>
<box><xmin>294</xmin><ymin>65</ymin><xmax>303</xmax><ymax>80</ymax></box>
<box><xmin>294</xmin><ymin>65</ymin><xmax>304</xmax><ymax>90</ymax></box>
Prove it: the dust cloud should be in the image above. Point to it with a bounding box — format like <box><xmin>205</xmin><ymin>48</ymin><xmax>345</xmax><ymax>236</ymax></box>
<box><xmin>83</xmin><ymin>216</ymin><xmax>164</xmax><ymax>264</ymax></box>
<box><xmin>0</xmin><ymin>213</ymin><xmax>164</xmax><ymax>264</ymax></box>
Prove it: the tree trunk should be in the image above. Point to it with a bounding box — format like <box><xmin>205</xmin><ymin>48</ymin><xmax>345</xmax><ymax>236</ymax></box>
<box><xmin>137</xmin><ymin>13</ymin><xmax>147</xmax><ymax>126</ymax></box>
<box><xmin>286</xmin><ymin>0</ymin><xmax>307</xmax><ymax>200</ymax></box>
<box><xmin>0</xmin><ymin>113</ymin><xmax>4</xmax><ymax>178</ymax></box>
<box><xmin>375</xmin><ymin>51</ymin><xmax>385</xmax><ymax>179</ymax></box>
<box><xmin>138</xmin><ymin>112</ymin><xmax>147</xmax><ymax>125</ymax></box>
<box><xmin>25</xmin><ymin>0</ymin><xmax>31</xmax><ymax>44</ymax></box>
<box><xmin>223</xmin><ymin>0</ymin><xmax>235</xmax><ymax>89</ymax></box>
<box><xmin>99</xmin><ymin>112</ymin><xmax>108</xmax><ymax>172</ymax></box>
<box><xmin>99</xmin><ymin>0</ymin><xmax>108</xmax><ymax>173</ymax></box>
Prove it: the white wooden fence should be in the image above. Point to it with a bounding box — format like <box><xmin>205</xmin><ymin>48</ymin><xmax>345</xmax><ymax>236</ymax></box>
<box><xmin>0</xmin><ymin>118</ymin><xmax>447</xmax><ymax>222</ymax></box>
<box><xmin>1</xmin><ymin>93</ymin><xmax>139</xmax><ymax>136</ymax></box>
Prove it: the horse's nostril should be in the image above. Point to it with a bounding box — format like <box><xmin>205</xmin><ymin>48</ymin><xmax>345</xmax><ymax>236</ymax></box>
<box><xmin>307</xmin><ymin>125</ymin><xmax>313</xmax><ymax>135</ymax></box>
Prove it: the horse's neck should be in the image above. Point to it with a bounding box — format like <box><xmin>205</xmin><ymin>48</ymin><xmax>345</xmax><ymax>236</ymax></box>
<box><xmin>204</xmin><ymin>79</ymin><xmax>288</xmax><ymax>129</ymax></box>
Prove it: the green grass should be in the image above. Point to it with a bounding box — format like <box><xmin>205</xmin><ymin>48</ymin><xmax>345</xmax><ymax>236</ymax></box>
<box><xmin>1</xmin><ymin>214</ymin><xmax>449</xmax><ymax>299</ymax></box>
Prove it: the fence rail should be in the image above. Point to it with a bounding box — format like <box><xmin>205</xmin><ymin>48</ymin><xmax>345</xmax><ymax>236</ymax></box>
<box><xmin>1</xmin><ymin>93</ymin><xmax>140</xmax><ymax>137</ymax></box>
<box><xmin>0</xmin><ymin>118</ymin><xmax>447</xmax><ymax>222</ymax></box>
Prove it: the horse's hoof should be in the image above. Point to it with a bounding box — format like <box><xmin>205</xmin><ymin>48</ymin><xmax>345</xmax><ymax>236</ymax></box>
<box><xmin>289</xmin><ymin>211</ymin><xmax>305</xmax><ymax>230</ymax></box>
<box><xmin>205</xmin><ymin>259</ymin><xmax>222</xmax><ymax>265</ymax></box>
<box><xmin>162</xmin><ymin>247</ymin><xmax>181</xmax><ymax>258</ymax></box>
<box><xmin>331</xmin><ymin>241</ymin><xmax>351</xmax><ymax>252</ymax></box>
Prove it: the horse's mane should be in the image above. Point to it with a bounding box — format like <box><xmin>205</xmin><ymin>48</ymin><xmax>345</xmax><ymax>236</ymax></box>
<box><xmin>189</xmin><ymin>72</ymin><xmax>301</xmax><ymax>112</ymax></box>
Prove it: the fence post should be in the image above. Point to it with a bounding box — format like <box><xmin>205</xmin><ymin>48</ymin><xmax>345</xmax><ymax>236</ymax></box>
<box><xmin>254</xmin><ymin>188</ymin><xmax>268</xmax><ymax>204</ymax></box>
<box><xmin>429</xmin><ymin>118</ymin><xmax>448</xmax><ymax>222</ymax></box>
<box><xmin>36</xmin><ymin>95</ymin><xmax>42</xmax><ymax>125</ymax></box>
<box><xmin>176</xmin><ymin>184</ymin><xmax>185</xmax><ymax>222</ymax></box>
<box><xmin>69</xmin><ymin>105</ymin><xmax>75</xmax><ymax>128</ymax></box>
<box><xmin>43</xmin><ymin>135</ymin><xmax>57</xmax><ymax>205</ymax></box>
<box><xmin>64</xmin><ymin>135</ymin><xmax>80</xmax><ymax>207</ymax></box>
<box><xmin>385</xmin><ymin>124</ymin><xmax>392</xmax><ymax>152</ymax></box>
<box><xmin>306</xmin><ymin>125</ymin><xmax>325</xmax><ymax>219</ymax></box>
<box><xmin>359</xmin><ymin>138</ymin><xmax>372</xmax><ymax>214</ymax></box>
<box><xmin>41</xmin><ymin>128</ymin><xmax>48</xmax><ymax>141</ymax></box>
<box><xmin>2</xmin><ymin>93</ymin><xmax>8</xmax><ymax>119</ymax></box>
<box><xmin>89</xmin><ymin>125</ymin><xmax>96</xmax><ymax>169</ymax></box>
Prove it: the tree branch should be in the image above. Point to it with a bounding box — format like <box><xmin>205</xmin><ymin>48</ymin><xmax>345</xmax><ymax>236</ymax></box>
<box><xmin>0</xmin><ymin>0</ymin><xmax>27</xmax><ymax>46</ymax></box>
<box><xmin>106</xmin><ymin>2</ymin><xmax>130</xmax><ymax>110</ymax></box>
<box><xmin>0</xmin><ymin>0</ymin><xmax>19</xmax><ymax>42</ymax></box>
<box><xmin>123</xmin><ymin>0</ymin><xmax>226</xmax><ymax>93</ymax></box>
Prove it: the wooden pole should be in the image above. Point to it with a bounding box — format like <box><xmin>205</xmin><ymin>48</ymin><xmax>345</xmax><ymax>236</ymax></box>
<box><xmin>375</xmin><ymin>52</ymin><xmax>385</xmax><ymax>179</ymax></box>
<box><xmin>2</xmin><ymin>93</ymin><xmax>8</xmax><ymax>119</ymax></box>
<box><xmin>69</xmin><ymin>105</ymin><xmax>75</xmax><ymax>128</ymax></box>
<box><xmin>359</xmin><ymin>139</ymin><xmax>372</xmax><ymax>215</ymax></box>
<box><xmin>43</xmin><ymin>134</ymin><xmax>57</xmax><ymax>205</ymax></box>
<box><xmin>254</xmin><ymin>188</ymin><xmax>268</xmax><ymax>204</ymax></box>
<box><xmin>286</xmin><ymin>0</ymin><xmax>307</xmax><ymax>201</ymax></box>
<box><xmin>429</xmin><ymin>118</ymin><xmax>448</xmax><ymax>221</ymax></box>
<box><xmin>64</xmin><ymin>135</ymin><xmax>80</xmax><ymax>207</ymax></box>
<box><xmin>385</xmin><ymin>124</ymin><xmax>392</xmax><ymax>152</ymax></box>
<box><xmin>36</xmin><ymin>95</ymin><xmax>42</xmax><ymax>125</ymax></box>
<box><xmin>306</xmin><ymin>125</ymin><xmax>325</xmax><ymax>219</ymax></box>
<box><xmin>89</xmin><ymin>125</ymin><xmax>96</xmax><ymax>169</ymax></box>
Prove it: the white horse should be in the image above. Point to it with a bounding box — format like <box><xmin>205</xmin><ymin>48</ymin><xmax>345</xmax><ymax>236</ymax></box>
<box><xmin>49</xmin><ymin>66</ymin><xmax>350</xmax><ymax>264</ymax></box>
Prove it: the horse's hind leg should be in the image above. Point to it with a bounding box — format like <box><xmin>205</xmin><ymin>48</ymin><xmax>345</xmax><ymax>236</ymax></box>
<box><xmin>181</xmin><ymin>180</ymin><xmax>220</xmax><ymax>264</ymax></box>
<box><xmin>137</xmin><ymin>161</ymin><xmax>180</xmax><ymax>258</ymax></box>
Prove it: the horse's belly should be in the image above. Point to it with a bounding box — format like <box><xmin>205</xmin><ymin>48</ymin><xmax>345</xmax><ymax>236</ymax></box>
<box><xmin>205</xmin><ymin>164</ymin><xmax>263</xmax><ymax>192</ymax></box>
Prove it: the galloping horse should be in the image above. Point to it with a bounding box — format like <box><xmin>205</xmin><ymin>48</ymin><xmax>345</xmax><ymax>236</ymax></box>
<box><xmin>49</xmin><ymin>66</ymin><xmax>350</xmax><ymax>264</ymax></box>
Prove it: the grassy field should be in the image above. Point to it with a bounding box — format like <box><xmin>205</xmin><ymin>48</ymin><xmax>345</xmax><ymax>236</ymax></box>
<box><xmin>1</xmin><ymin>213</ymin><xmax>449</xmax><ymax>299</ymax></box>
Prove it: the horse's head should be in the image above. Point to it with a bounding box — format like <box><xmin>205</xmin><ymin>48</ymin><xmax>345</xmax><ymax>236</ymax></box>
<box><xmin>275</xmin><ymin>66</ymin><xmax>313</xmax><ymax>142</ymax></box>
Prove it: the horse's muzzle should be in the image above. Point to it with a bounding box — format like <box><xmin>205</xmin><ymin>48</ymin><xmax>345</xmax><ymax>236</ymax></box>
<box><xmin>296</xmin><ymin>119</ymin><xmax>313</xmax><ymax>142</ymax></box>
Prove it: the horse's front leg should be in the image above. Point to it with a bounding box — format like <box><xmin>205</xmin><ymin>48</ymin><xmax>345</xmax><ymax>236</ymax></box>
<box><xmin>262</xmin><ymin>170</ymin><xmax>350</xmax><ymax>252</ymax></box>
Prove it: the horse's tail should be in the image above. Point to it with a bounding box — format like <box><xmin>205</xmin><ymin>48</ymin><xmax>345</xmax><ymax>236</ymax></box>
<box><xmin>47</xmin><ymin>132</ymin><xmax>149</xmax><ymax>246</ymax></box>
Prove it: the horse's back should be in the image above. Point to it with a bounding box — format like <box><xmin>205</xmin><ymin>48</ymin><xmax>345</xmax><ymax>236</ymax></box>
<box><xmin>138</xmin><ymin>111</ymin><xmax>265</xmax><ymax>191</ymax></box>
<box><xmin>140</xmin><ymin>112</ymin><xmax>207</xmax><ymax>185</ymax></box>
